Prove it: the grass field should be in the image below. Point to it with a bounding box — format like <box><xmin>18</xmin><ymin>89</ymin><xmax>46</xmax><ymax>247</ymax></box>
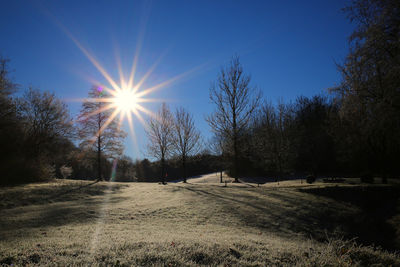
<box><xmin>1</xmin><ymin>177</ymin><xmax>399</xmax><ymax>266</ymax></box>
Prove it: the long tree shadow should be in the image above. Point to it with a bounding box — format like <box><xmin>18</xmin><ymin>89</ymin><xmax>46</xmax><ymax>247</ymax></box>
<box><xmin>46</xmin><ymin>180</ymin><xmax>99</xmax><ymax>200</ymax></box>
<box><xmin>181</xmin><ymin>184</ymin><xmax>400</xmax><ymax>251</ymax></box>
<box><xmin>182</xmin><ymin>185</ymin><xmax>344</xmax><ymax>237</ymax></box>
<box><xmin>299</xmin><ymin>185</ymin><xmax>400</xmax><ymax>251</ymax></box>
<box><xmin>0</xmin><ymin>182</ymin><xmax>128</xmax><ymax>240</ymax></box>
<box><xmin>0</xmin><ymin>181</ymin><xmax>128</xmax><ymax>210</ymax></box>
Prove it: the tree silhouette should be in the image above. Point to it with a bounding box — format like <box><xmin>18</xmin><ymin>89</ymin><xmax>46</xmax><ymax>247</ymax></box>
<box><xmin>146</xmin><ymin>103</ymin><xmax>174</xmax><ymax>184</ymax></box>
<box><xmin>77</xmin><ymin>86</ymin><xmax>126</xmax><ymax>180</ymax></box>
<box><xmin>332</xmin><ymin>0</ymin><xmax>400</xmax><ymax>178</ymax></box>
<box><xmin>206</xmin><ymin>56</ymin><xmax>261</xmax><ymax>181</ymax></box>
<box><xmin>172</xmin><ymin>107</ymin><xmax>201</xmax><ymax>183</ymax></box>
<box><xmin>18</xmin><ymin>88</ymin><xmax>74</xmax><ymax>159</ymax></box>
<box><xmin>0</xmin><ymin>57</ymin><xmax>24</xmax><ymax>184</ymax></box>
<box><xmin>0</xmin><ymin>57</ymin><xmax>17</xmax><ymax>123</ymax></box>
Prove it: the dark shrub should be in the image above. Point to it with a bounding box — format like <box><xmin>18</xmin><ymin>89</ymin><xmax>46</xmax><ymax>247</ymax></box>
<box><xmin>360</xmin><ymin>173</ymin><xmax>374</xmax><ymax>183</ymax></box>
<box><xmin>323</xmin><ymin>178</ymin><xmax>345</xmax><ymax>183</ymax></box>
<box><xmin>306</xmin><ymin>175</ymin><xmax>316</xmax><ymax>184</ymax></box>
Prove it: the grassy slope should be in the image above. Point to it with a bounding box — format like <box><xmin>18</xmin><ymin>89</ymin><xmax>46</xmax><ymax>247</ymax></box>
<box><xmin>0</xmin><ymin>179</ymin><xmax>399</xmax><ymax>266</ymax></box>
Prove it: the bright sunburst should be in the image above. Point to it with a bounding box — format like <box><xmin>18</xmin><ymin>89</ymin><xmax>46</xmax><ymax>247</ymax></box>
<box><xmin>41</xmin><ymin>7</ymin><xmax>208</xmax><ymax>257</ymax></box>
<box><xmin>71</xmin><ymin>47</ymin><xmax>201</xmax><ymax>150</ymax></box>
<box><xmin>113</xmin><ymin>88</ymin><xmax>138</xmax><ymax>113</ymax></box>
<box><xmin>53</xmin><ymin>14</ymin><xmax>203</xmax><ymax>154</ymax></box>
<box><xmin>41</xmin><ymin>2</ymin><xmax>205</xmax><ymax>155</ymax></box>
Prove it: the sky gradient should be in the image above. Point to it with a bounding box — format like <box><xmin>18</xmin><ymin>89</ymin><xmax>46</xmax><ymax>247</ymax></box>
<box><xmin>0</xmin><ymin>0</ymin><xmax>354</xmax><ymax>160</ymax></box>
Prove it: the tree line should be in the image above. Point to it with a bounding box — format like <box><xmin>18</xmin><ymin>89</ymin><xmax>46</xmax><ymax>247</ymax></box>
<box><xmin>1</xmin><ymin>0</ymin><xmax>398</xmax><ymax>185</ymax></box>
<box><xmin>0</xmin><ymin>58</ymin><xmax>215</xmax><ymax>185</ymax></box>
<box><xmin>206</xmin><ymin>0</ymin><xmax>400</xmax><ymax>182</ymax></box>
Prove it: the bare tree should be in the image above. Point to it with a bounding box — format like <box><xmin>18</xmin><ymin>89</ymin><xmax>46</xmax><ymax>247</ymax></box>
<box><xmin>332</xmin><ymin>0</ymin><xmax>400</xmax><ymax>179</ymax></box>
<box><xmin>18</xmin><ymin>88</ymin><xmax>74</xmax><ymax>158</ymax></box>
<box><xmin>0</xmin><ymin>57</ymin><xmax>18</xmax><ymax>123</ymax></box>
<box><xmin>172</xmin><ymin>107</ymin><xmax>201</xmax><ymax>183</ymax></box>
<box><xmin>0</xmin><ymin>57</ymin><xmax>22</xmax><ymax>184</ymax></box>
<box><xmin>77</xmin><ymin>86</ymin><xmax>126</xmax><ymax>181</ymax></box>
<box><xmin>251</xmin><ymin>101</ymin><xmax>295</xmax><ymax>176</ymax></box>
<box><xmin>207</xmin><ymin>135</ymin><xmax>229</xmax><ymax>183</ymax></box>
<box><xmin>115</xmin><ymin>155</ymin><xmax>136</xmax><ymax>182</ymax></box>
<box><xmin>146</xmin><ymin>103</ymin><xmax>174</xmax><ymax>184</ymax></box>
<box><xmin>15</xmin><ymin>88</ymin><xmax>74</xmax><ymax>180</ymax></box>
<box><xmin>206</xmin><ymin>56</ymin><xmax>261</xmax><ymax>181</ymax></box>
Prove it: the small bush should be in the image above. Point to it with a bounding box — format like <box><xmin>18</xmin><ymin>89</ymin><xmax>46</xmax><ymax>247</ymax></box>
<box><xmin>306</xmin><ymin>175</ymin><xmax>316</xmax><ymax>184</ymax></box>
<box><xmin>60</xmin><ymin>165</ymin><xmax>73</xmax><ymax>179</ymax></box>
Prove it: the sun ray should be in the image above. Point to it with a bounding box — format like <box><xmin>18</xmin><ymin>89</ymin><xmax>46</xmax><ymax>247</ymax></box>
<box><xmin>43</xmin><ymin>12</ymin><xmax>121</xmax><ymax>92</ymax></box>
<box><xmin>115</xmin><ymin>48</ymin><xmax>127</xmax><ymax>90</ymax></box>
<box><xmin>126</xmin><ymin>1</ymin><xmax>151</xmax><ymax>92</ymax></box>
<box><xmin>65</xmin><ymin>34</ymin><xmax>121</xmax><ymax>92</ymax></box>
<box><xmin>89</xmin><ymin>82</ymin><xmax>119</xmax><ymax>97</ymax></box>
<box><xmin>77</xmin><ymin>103</ymin><xmax>116</xmax><ymax>122</ymax></box>
<box><xmin>87</xmin><ymin>108</ymin><xmax>120</xmax><ymax>143</ymax></box>
<box><xmin>38</xmin><ymin>2</ymin><xmax>197</xmax><ymax>257</ymax></box>
<box><xmin>126</xmin><ymin>112</ymin><xmax>141</xmax><ymax>157</ymax></box>
<box><xmin>96</xmin><ymin>109</ymin><xmax>120</xmax><ymax>136</ymax></box>
<box><xmin>66</xmin><ymin>97</ymin><xmax>116</xmax><ymax>103</ymax></box>
<box><xmin>41</xmin><ymin>0</ymin><xmax>206</xmax><ymax>165</ymax></box>
<box><xmin>135</xmin><ymin>104</ymin><xmax>158</xmax><ymax>120</ymax></box>
<box><xmin>132</xmin><ymin>108</ymin><xmax>147</xmax><ymax>127</ymax></box>
<box><xmin>126</xmin><ymin>31</ymin><xmax>144</xmax><ymax>92</ymax></box>
<box><xmin>126</xmin><ymin>112</ymin><xmax>138</xmax><ymax>145</ymax></box>
<box><xmin>130</xmin><ymin>50</ymin><xmax>168</xmax><ymax>93</ymax></box>
<box><xmin>36</xmin><ymin>6</ymin><xmax>124</xmax><ymax>93</ymax></box>
<box><xmin>136</xmin><ymin>97</ymin><xmax>170</xmax><ymax>103</ymax></box>
<box><xmin>117</xmin><ymin>110</ymin><xmax>125</xmax><ymax>128</ymax></box>
<box><xmin>135</xmin><ymin>63</ymin><xmax>205</xmax><ymax>98</ymax></box>
<box><xmin>127</xmin><ymin>52</ymin><xmax>140</xmax><ymax>93</ymax></box>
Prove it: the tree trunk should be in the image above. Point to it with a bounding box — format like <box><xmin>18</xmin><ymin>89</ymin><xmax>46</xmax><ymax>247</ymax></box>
<box><xmin>182</xmin><ymin>156</ymin><xmax>187</xmax><ymax>183</ymax></box>
<box><xmin>233</xmin><ymin>109</ymin><xmax>239</xmax><ymax>182</ymax></box>
<box><xmin>161</xmin><ymin>156</ymin><xmax>165</xmax><ymax>184</ymax></box>
<box><xmin>97</xmin><ymin>136</ymin><xmax>101</xmax><ymax>181</ymax></box>
<box><xmin>233</xmin><ymin>134</ymin><xmax>239</xmax><ymax>182</ymax></box>
<box><xmin>97</xmin><ymin>112</ymin><xmax>102</xmax><ymax>181</ymax></box>
<box><xmin>381</xmin><ymin>135</ymin><xmax>388</xmax><ymax>184</ymax></box>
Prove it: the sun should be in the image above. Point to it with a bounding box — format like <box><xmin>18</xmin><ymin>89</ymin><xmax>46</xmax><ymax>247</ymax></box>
<box><xmin>113</xmin><ymin>88</ymin><xmax>138</xmax><ymax>112</ymax></box>
<box><xmin>65</xmin><ymin>24</ymin><xmax>202</xmax><ymax>153</ymax></box>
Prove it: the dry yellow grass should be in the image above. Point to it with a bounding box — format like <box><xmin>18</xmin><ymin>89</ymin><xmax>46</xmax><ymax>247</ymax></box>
<box><xmin>0</xmin><ymin>178</ymin><xmax>399</xmax><ymax>266</ymax></box>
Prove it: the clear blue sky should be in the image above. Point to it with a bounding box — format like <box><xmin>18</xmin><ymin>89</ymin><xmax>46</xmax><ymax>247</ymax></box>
<box><xmin>0</xmin><ymin>0</ymin><xmax>353</xmax><ymax>160</ymax></box>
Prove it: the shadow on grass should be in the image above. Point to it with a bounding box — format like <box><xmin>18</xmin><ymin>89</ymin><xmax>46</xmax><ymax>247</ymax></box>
<box><xmin>0</xmin><ymin>181</ymin><xmax>128</xmax><ymax>210</ymax></box>
<box><xmin>299</xmin><ymin>185</ymin><xmax>400</xmax><ymax>251</ymax></box>
<box><xmin>46</xmin><ymin>180</ymin><xmax>99</xmax><ymax>199</ymax></box>
<box><xmin>0</xmin><ymin>181</ymin><xmax>128</xmax><ymax>239</ymax></box>
<box><xmin>181</xmin><ymin>184</ymin><xmax>400</xmax><ymax>251</ymax></box>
